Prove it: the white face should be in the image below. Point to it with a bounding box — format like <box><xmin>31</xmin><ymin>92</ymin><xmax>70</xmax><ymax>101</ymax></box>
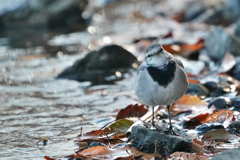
<box><xmin>145</xmin><ymin>44</ymin><xmax>172</xmax><ymax>65</ymax></box>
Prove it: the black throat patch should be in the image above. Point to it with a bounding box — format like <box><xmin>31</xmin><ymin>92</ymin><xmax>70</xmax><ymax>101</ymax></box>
<box><xmin>146</xmin><ymin>60</ymin><xmax>176</xmax><ymax>88</ymax></box>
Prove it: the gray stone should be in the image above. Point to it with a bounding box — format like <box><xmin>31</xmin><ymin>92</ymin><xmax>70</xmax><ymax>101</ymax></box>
<box><xmin>186</xmin><ymin>83</ymin><xmax>209</xmax><ymax>97</ymax></box>
<box><xmin>227</xmin><ymin>120</ymin><xmax>240</xmax><ymax>134</ymax></box>
<box><xmin>0</xmin><ymin>0</ymin><xmax>89</xmax><ymax>48</ymax></box>
<box><xmin>211</xmin><ymin>148</ymin><xmax>240</xmax><ymax>160</ymax></box>
<box><xmin>130</xmin><ymin>125</ymin><xmax>192</xmax><ymax>156</ymax></box>
<box><xmin>205</xmin><ymin>27</ymin><xmax>240</xmax><ymax>62</ymax></box>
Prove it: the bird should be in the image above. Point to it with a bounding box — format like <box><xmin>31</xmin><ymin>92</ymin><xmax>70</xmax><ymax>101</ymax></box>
<box><xmin>134</xmin><ymin>43</ymin><xmax>189</xmax><ymax>134</ymax></box>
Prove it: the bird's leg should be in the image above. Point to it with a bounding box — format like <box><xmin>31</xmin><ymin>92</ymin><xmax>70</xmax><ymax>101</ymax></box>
<box><xmin>150</xmin><ymin>106</ymin><xmax>155</xmax><ymax>130</ymax></box>
<box><xmin>167</xmin><ymin>105</ymin><xmax>178</xmax><ymax>135</ymax></box>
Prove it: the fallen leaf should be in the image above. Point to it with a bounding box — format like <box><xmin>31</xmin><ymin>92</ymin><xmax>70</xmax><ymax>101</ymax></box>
<box><xmin>100</xmin><ymin>119</ymin><xmax>134</xmax><ymax>136</ymax></box>
<box><xmin>183</xmin><ymin>110</ymin><xmax>233</xmax><ymax>129</ymax></box>
<box><xmin>78</xmin><ymin>129</ymin><xmax>103</xmax><ymax>138</ymax></box>
<box><xmin>191</xmin><ymin>139</ymin><xmax>211</xmax><ymax>153</ymax></box>
<box><xmin>129</xmin><ymin>147</ymin><xmax>162</xmax><ymax>159</ymax></box>
<box><xmin>116</xmin><ymin>104</ymin><xmax>148</xmax><ymax>120</ymax></box>
<box><xmin>188</xmin><ymin>78</ymin><xmax>200</xmax><ymax>84</ymax></box>
<box><xmin>170</xmin><ymin>152</ymin><xmax>198</xmax><ymax>160</ymax></box>
<box><xmin>78</xmin><ymin>145</ymin><xmax>132</xmax><ymax>159</ymax></box>
<box><xmin>210</xmin><ymin>110</ymin><xmax>234</xmax><ymax>127</ymax></box>
<box><xmin>162</xmin><ymin>39</ymin><xmax>204</xmax><ymax>57</ymax></box>
<box><xmin>202</xmin><ymin>129</ymin><xmax>234</xmax><ymax>141</ymax></box>
<box><xmin>181</xmin><ymin>39</ymin><xmax>204</xmax><ymax>52</ymax></box>
<box><xmin>44</xmin><ymin>156</ymin><xmax>55</xmax><ymax>160</ymax></box>
<box><xmin>170</xmin><ymin>94</ymin><xmax>208</xmax><ymax>116</ymax></box>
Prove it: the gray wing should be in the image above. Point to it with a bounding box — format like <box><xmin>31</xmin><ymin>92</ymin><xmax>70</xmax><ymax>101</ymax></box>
<box><xmin>174</xmin><ymin>58</ymin><xmax>184</xmax><ymax>69</ymax></box>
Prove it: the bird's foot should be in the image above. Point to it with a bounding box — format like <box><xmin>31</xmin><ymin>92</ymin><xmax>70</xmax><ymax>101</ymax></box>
<box><xmin>167</xmin><ymin>126</ymin><xmax>178</xmax><ymax>136</ymax></box>
<box><xmin>150</xmin><ymin>124</ymin><xmax>156</xmax><ymax>130</ymax></box>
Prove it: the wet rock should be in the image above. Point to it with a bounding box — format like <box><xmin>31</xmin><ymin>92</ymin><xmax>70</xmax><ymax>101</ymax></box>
<box><xmin>203</xmin><ymin>80</ymin><xmax>235</xmax><ymax>97</ymax></box>
<box><xmin>227</xmin><ymin>120</ymin><xmax>240</xmax><ymax>134</ymax></box>
<box><xmin>57</xmin><ymin>44</ymin><xmax>138</xmax><ymax>85</ymax></box>
<box><xmin>202</xmin><ymin>75</ymin><xmax>239</xmax><ymax>96</ymax></box>
<box><xmin>233</xmin><ymin>56</ymin><xmax>240</xmax><ymax>80</ymax></box>
<box><xmin>194</xmin><ymin>0</ymin><xmax>240</xmax><ymax>26</ymax></box>
<box><xmin>211</xmin><ymin>147</ymin><xmax>240</xmax><ymax>160</ymax></box>
<box><xmin>130</xmin><ymin>125</ymin><xmax>192</xmax><ymax>156</ymax></box>
<box><xmin>195</xmin><ymin>123</ymin><xmax>224</xmax><ymax>135</ymax></box>
<box><xmin>0</xmin><ymin>0</ymin><xmax>89</xmax><ymax>47</ymax></box>
<box><xmin>208</xmin><ymin>97</ymin><xmax>240</xmax><ymax>109</ymax></box>
<box><xmin>182</xmin><ymin>1</ymin><xmax>205</xmax><ymax>22</ymax></box>
<box><xmin>88</xmin><ymin>142</ymin><xmax>107</xmax><ymax>148</ymax></box>
<box><xmin>205</xmin><ymin>27</ymin><xmax>240</xmax><ymax>62</ymax></box>
<box><xmin>186</xmin><ymin>83</ymin><xmax>209</xmax><ymax>97</ymax></box>
<box><xmin>203</xmin><ymin>81</ymin><xmax>223</xmax><ymax>96</ymax></box>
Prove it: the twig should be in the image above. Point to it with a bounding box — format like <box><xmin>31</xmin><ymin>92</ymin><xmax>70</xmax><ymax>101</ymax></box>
<box><xmin>106</xmin><ymin>134</ymin><xmax>111</xmax><ymax>148</ymax></box>
<box><xmin>126</xmin><ymin>150</ymin><xmax>132</xmax><ymax>156</ymax></box>
<box><xmin>152</xmin><ymin>140</ymin><xmax>157</xmax><ymax>158</ymax></box>
<box><xmin>164</xmin><ymin>146</ymin><xmax>168</xmax><ymax>159</ymax></box>
<box><xmin>80</xmin><ymin>127</ymin><xmax>82</xmax><ymax>137</ymax></box>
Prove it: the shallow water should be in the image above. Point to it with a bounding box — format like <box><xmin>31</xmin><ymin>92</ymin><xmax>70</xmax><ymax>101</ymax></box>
<box><xmin>0</xmin><ymin>52</ymin><xmax>138</xmax><ymax>159</ymax></box>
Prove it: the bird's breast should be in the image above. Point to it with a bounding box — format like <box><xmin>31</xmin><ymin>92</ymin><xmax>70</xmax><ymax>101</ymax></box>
<box><xmin>146</xmin><ymin>60</ymin><xmax>176</xmax><ymax>88</ymax></box>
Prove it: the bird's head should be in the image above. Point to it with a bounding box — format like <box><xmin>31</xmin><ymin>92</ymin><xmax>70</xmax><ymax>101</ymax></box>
<box><xmin>145</xmin><ymin>44</ymin><xmax>173</xmax><ymax>65</ymax></box>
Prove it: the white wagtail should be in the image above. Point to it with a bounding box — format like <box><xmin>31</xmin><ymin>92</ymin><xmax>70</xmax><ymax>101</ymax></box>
<box><xmin>134</xmin><ymin>44</ymin><xmax>189</xmax><ymax>134</ymax></box>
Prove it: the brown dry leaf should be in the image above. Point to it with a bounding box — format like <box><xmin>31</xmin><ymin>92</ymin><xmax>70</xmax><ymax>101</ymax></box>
<box><xmin>202</xmin><ymin>129</ymin><xmax>234</xmax><ymax>141</ymax></box>
<box><xmin>76</xmin><ymin>137</ymin><xmax>124</xmax><ymax>148</ymax></box>
<box><xmin>191</xmin><ymin>139</ymin><xmax>211</xmax><ymax>153</ymax></box>
<box><xmin>183</xmin><ymin>110</ymin><xmax>233</xmax><ymax>129</ymax></box>
<box><xmin>210</xmin><ymin>110</ymin><xmax>234</xmax><ymax>125</ymax></box>
<box><xmin>196</xmin><ymin>113</ymin><xmax>214</xmax><ymax>124</ymax></box>
<box><xmin>162</xmin><ymin>39</ymin><xmax>204</xmax><ymax>57</ymax></box>
<box><xmin>116</xmin><ymin>104</ymin><xmax>148</xmax><ymax>120</ymax></box>
<box><xmin>162</xmin><ymin>31</ymin><xmax>173</xmax><ymax>38</ymax></box>
<box><xmin>78</xmin><ymin>129</ymin><xmax>103</xmax><ymax>138</ymax></box>
<box><xmin>44</xmin><ymin>156</ymin><xmax>55</xmax><ymax>160</ymax></box>
<box><xmin>129</xmin><ymin>147</ymin><xmax>162</xmax><ymax>159</ymax></box>
<box><xmin>170</xmin><ymin>94</ymin><xmax>208</xmax><ymax>116</ymax></box>
<box><xmin>188</xmin><ymin>78</ymin><xmax>200</xmax><ymax>84</ymax></box>
<box><xmin>183</xmin><ymin>112</ymin><xmax>216</xmax><ymax>129</ymax></box>
<box><xmin>181</xmin><ymin>39</ymin><xmax>204</xmax><ymax>52</ymax></box>
<box><xmin>78</xmin><ymin>145</ymin><xmax>132</xmax><ymax>159</ymax></box>
<box><xmin>170</xmin><ymin>152</ymin><xmax>198</xmax><ymax>160</ymax></box>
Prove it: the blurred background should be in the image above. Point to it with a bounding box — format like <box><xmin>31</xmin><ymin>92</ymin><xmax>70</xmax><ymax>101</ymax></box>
<box><xmin>2</xmin><ymin>0</ymin><xmax>240</xmax><ymax>159</ymax></box>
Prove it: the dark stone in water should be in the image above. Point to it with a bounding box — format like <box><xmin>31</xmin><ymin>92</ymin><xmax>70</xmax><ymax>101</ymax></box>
<box><xmin>0</xmin><ymin>0</ymin><xmax>89</xmax><ymax>48</ymax></box>
<box><xmin>205</xmin><ymin>27</ymin><xmax>240</xmax><ymax>62</ymax></box>
<box><xmin>195</xmin><ymin>123</ymin><xmax>224</xmax><ymax>135</ymax></box>
<box><xmin>208</xmin><ymin>97</ymin><xmax>240</xmax><ymax>110</ymax></box>
<box><xmin>130</xmin><ymin>125</ymin><xmax>192</xmax><ymax>156</ymax></box>
<box><xmin>57</xmin><ymin>44</ymin><xmax>138</xmax><ymax>85</ymax></box>
<box><xmin>208</xmin><ymin>97</ymin><xmax>231</xmax><ymax>109</ymax></box>
<box><xmin>194</xmin><ymin>0</ymin><xmax>240</xmax><ymax>26</ymax></box>
<box><xmin>182</xmin><ymin>1</ymin><xmax>205</xmax><ymax>22</ymax></box>
<box><xmin>227</xmin><ymin>120</ymin><xmax>240</xmax><ymax>134</ymax></box>
<box><xmin>203</xmin><ymin>81</ymin><xmax>230</xmax><ymax>97</ymax></box>
<box><xmin>186</xmin><ymin>83</ymin><xmax>209</xmax><ymax>97</ymax></box>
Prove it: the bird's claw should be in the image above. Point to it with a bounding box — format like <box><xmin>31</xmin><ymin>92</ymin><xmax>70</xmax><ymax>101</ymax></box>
<box><xmin>168</xmin><ymin>126</ymin><xmax>178</xmax><ymax>136</ymax></box>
